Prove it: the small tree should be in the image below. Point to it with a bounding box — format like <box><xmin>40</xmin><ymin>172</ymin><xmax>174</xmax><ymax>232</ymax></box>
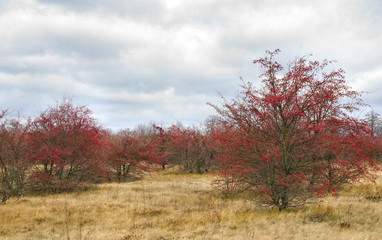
<box><xmin>365</xmin><ymin>110</ymin><xmax>382</xmax><ymax>163</ymax></box>
<box><xmin>209</xmin><ymin>50</ymin><xmax>379</xmax><ymax>210</ymax></box>
<box><xmin>109</xmin><ymin>129</ymin><xmax>160</xmax><ymax>181</ymax></box>
<box><xmin>152</xmin><ymin>125</ymin><xmax>169</xmax><ymax>170</ymax></box>
<box><xmin>0</xmin><ymin>111</ymin><xmax>31</xmax><ymax>203</ymax></box>
<box><xmin>366</xmin><ymin>110</ymin><xmax>382</xmax><ymax>137</ymax></box>
<box><xmin>29</xmin><ymin>101</ymin><xmax>107</xmax><ymax>192</ymax></box>
<box><xmin>165</xmin><ymin>125</ymin><xmax>211</xmax><ymax>173</ymax></box>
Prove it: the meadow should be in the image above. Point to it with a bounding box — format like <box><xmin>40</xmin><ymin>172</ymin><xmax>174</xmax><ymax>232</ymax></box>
<box><xmin>0</xmin><ymin>169</ymin><xmax>381</xmax><ymax>240</ymax></box>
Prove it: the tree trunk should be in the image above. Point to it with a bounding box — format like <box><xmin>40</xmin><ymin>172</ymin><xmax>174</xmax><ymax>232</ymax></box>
<box><xmin>278</xmin><ymin>192</ymin><xmax>289</xmax><ymax>211</ymax></box>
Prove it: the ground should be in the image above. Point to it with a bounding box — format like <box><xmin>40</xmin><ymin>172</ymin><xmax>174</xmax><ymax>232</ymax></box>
<box><xmin>0</xmin><ymin>170</ymin><xmax>381</xmax><ymax>240</ymax></box>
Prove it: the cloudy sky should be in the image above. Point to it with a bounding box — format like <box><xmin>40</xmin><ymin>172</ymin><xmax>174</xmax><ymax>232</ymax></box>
<box><xmin>0</xmin><ymin>0</ymin><xmax>381</xmax><ymax>130</ymax></box>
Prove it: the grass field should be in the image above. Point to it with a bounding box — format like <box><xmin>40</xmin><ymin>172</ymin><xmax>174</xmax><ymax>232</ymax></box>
<box><xmin>0</xmin><ymin>170</ymin><xmax>381</xmax><ymax>240</ymax></box>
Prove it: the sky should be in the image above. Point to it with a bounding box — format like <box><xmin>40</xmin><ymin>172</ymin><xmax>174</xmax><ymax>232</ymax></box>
<box><xmin>0</xmin><ymin>0</ymin><xmax>381</xmax><ymax>130</ymax></box>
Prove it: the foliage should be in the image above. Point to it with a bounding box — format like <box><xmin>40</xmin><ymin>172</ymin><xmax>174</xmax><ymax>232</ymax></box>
<box><xmin>0</xmin><ymin>111</ymin><xmax>31</xmax><ymax>203</ymax></box>
<box><xmin>108</xmin><ymin>129</ymin><xmax>161</xmax><ymax>181</ymax></box>
<box><xmin>209</xmin><ymin>49</ymin><xmax>380</xmax><ymax>210</ymax></box>
<box><xmin>161</xmin><ymin>125</ymin><xmax>212</xmax><ymax>173</ymax></box>
<box><xmin>28</xmin><ymin>101</ymin><xmax>107</xmax><ymax>192</ymax></box>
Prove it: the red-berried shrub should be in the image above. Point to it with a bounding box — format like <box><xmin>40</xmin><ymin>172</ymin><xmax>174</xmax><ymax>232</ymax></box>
<box><xmin>0</xmin><ymin>111</ymin><xmax>31</xmax><ymax>203</ymax></box>
<box><xmin>164</xmin><ymin>125</ymin><xmax>211</xmax><ymax>173</ymax></box>
<box><xmin>152</xmin><ymin>125</ymin><xmax>169</xmax><ymax>170</ymax></box>
<box><xmin>28</xmin><ymin>101</ymin><xmax>108</xmax><ymax>192</ymax></box>
<box><xmin>209</xmin><ymin>49</ymin><xmax>380</xmax><ymax>210</ymax></box>
<box><xmin>108</xmin><ymin>129</ymin><xmax>161</xmax><ymax>182</ymax></box>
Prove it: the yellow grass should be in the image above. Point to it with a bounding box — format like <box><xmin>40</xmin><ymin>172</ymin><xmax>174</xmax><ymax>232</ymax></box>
<box><xmin>1</xmin><ymin>170</ymin><xmax>381</xmax><ymax>240</ymax></box>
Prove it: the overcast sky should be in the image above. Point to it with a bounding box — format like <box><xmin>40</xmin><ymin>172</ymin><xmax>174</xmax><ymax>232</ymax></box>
<box><xmin>0</xmin><ymin>0</ymin><xmax>381</xmax><ymax>130</ymax></box>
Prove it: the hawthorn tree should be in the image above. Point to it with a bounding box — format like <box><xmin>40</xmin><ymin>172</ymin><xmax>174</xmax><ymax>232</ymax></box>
<box><xmin>152</xmin><ymin>125</ymin><xmax>169</xmax><ymax>170</ymax></box>
<box><xmin>164</xmin><ymin>125</ymin><xmax>211</xmax><ymax>173</ymax></box>
<box><xmin>203</xmin><ymin>116</ymin><xmax>224</xmax><ymax>171</ymax></box>
<box><xmin>28</xmin><ymin>101</ymin><xmax>108</xmax><ymax>192</ymax></box>
<box><xmin>0</xmin><ymin>111</ymin><xmax>31</xmax><ymax>203</ymax></box>
<box><xmin>209</xmin><ymin>49</ymin><xmax>380</xmax><ymax>210</ymax></box>
<box><xmin>108</xmin><ymin>129</ymin><xmax>161</xmax><ymax>181</ymax></box>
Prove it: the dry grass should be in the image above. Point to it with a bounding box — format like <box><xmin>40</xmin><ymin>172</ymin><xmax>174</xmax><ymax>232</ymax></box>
<box><xmin>1</xmin><ymin>170</ymin><xmax>381</xmax><ymax>240</ymax></box>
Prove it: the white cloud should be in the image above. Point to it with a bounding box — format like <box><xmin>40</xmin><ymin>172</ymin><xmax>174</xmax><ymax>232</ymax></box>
<box><xmin>0</xmin><ymin>0</ymin><xmax>381</xmax><ymax>129</ymax></box>
<box><xmin>352</xmin><ymin>67</ymin><xmax>382</xmax><ymax>112</ymax></box>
